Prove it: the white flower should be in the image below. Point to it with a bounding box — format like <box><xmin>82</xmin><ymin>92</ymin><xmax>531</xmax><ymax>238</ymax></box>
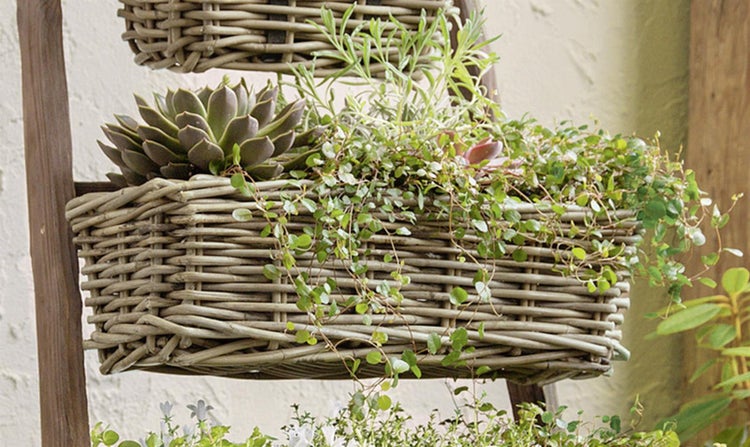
<box><xmin>287</xmin><ymin>424</ymin><xmax>314</xmax><ymax>447</ymax></box>
<box><xmin>187</xmin><ymin>399</ymin><xmax>214</xmax><ymax>421</ymax></box>
<box><xmin>159</xmin><ymin>421</ymin><xmax>173</xmax><ymax>445</ymax></box>
<box><xmin>182</xmin><ymin>424</ymin><xmax>195</xmax><ymax>438</ymax></box>
<box><xmin>159</xmin><ymin>401</ymin><xmax>173</xmax><ymax>418</ymax></box>
<box><xmin>322</xmin><ymin>425</ymin><xmax>336</xmax><ymax>445</ymax></box>
<box><xmin>321</xmin><ymin>425</ymin><xmax>347</xmax><ymax>447</ymax></box>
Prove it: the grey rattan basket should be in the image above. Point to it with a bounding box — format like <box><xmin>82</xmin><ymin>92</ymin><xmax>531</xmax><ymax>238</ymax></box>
<box><xmin>66</xmin><ymin>176</ymin><xmax>640</xmax><ymax>384</ymax></box>
<box><xmin>118</xmin><ymin>0</ymin><xmax>449</xmax><ymax>74</ymax></box>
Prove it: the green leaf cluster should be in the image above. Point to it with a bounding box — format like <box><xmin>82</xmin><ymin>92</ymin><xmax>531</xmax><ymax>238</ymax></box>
<box><xmin>215</xmin><ymin>6</ymin><xmax>740</xmax><ymax>384</ymax></box>
<box><xmin>93</xmin><ymin>394</ymin><xmax>679</xmax><ymax>447</ymax></box>
<box><xmin>656</xmin><ymin>268</ymin><xmax>750</xmax><ymax>445</ymax></box>
<box><xmin>279</xmin><ymin>5</ymin><xmax>736</xmax><ymax>307</ymax></box>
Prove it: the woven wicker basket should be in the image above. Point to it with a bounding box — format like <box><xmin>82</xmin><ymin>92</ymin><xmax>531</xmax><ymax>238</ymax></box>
<box><xmin>118</xmin><ymin>0</ymin><xmax>449</xmax><ymax>74</ymax></box>
<box><xmin>66</xmin><ymin>176</ymin><xmax>640</xmax><ymax>384</ymax></box>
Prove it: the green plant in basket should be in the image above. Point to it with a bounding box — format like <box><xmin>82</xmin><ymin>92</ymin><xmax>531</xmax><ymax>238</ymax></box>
<box><xmin>656</xmin><ymin>267</ymin><xmax>750</xmax><ymax>445</ymax></box>
<box><xmin>86</xmin><ymin>6</ymin><xmax>739</xmax><ymax>385</ymax></box>
<box><xmin>219</xmin><ymin>7</ymin><xmax>739</xmax><ymax>381</ymax></box>
<box><xmin>98</xmin><ymin>78</ymin><xmax>322</xmax><ymax>186</ymax></box>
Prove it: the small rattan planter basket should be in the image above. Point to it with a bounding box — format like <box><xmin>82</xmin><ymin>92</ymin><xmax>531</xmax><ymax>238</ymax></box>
<box><xmin>118</xmin><ymin>0</ymin><xmax>449</xmax><ymax>74</ymax></box>
<box><xmin>66</xmin><ymin>176</ymin><xmax>640</xmax><ymax>385</ymax></box>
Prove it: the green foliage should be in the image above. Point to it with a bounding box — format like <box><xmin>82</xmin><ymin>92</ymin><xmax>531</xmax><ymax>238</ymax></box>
<box><xmin>219</xmin><ymin>6</ymin><xmax>736</xmax><ymax>382</ymax></box>
<box><xmin>284</xmin><ymin>5</ymin><xmax>734</xmax><ymax>301</ymax></box>
<box><xmin>92</xmin><ymin>394</ymin><xmax>679</xmax><ymax>447</ymax></box>
<box><xmin>91</xmin><ymin>400</ymin><xmax>273</xmax><ymax>447</ymax></box>
<box><xmin>657</xmin><ymin>268</ymin><xmax>750</xmax><ymax>445</ymax></box>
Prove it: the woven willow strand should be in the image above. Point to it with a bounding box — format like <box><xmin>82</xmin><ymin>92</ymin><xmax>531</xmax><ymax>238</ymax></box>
<box><xmin>118</xmin><ymin>0</ymin><xmax>450</xmax><ymax>74</ymax></box>
<box><xmin>67</xmin><ymin>176</ymin><xmax>639</xmax><ymax>384</ymax></box>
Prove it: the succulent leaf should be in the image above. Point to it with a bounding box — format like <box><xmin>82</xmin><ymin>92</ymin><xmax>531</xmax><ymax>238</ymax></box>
<box><xmin>159</xmin><ymin>163</ymin><xmax>192</xmax><ymax>180</ymax></box>
<box><xmin>175</xmin><ymin>112</ymin><xmax>214</xmax><ymax>139</ymax></box>
<box><xmin>220</xmin><ymin>115</ymin><xmax>259</xmax><ymax>153</ymax></box>
<box><xmin>103</xmin><ymin>126</ymin><xmax>142</xmax><ymax>152</ymax></box>
<box><xmin>239</xmin><ymin>136</ymin><xmax>275</xmax><ymax>167</ymax></box>
<box><xmin>106</xmin><ymin>172</ymin><xmax>129</xmax><ymax>188</ymax></box>
<box><xmin>196</xmin><ymin>86</ymin><xmax>213</xmax><ymax>109</ymax></box>
<box><xmin>207</xmin><ymin>86</ymin><xmax>238</xmax><ymax>142</ymax></box>
<box><xmin>120</xmin><ymin>167</ymin><xmax>147</xmax><ymax>185</ymax></box>
<box><xmin>271</xmin><ymin>130</ymin><xmax>295</xmax><ymax>157</ymax></box>
<box><xmin>178</xmin><ymin>125</ymin><xmax>212</xmax><ymax>152</ymax></box>
<box><xmin>233</xmin><ymin>80</ymin><xmax>252</xmax><ymax>115</ymax></box>
<box><xmin>122</xmin><ymin>149</ymin><xmax>160</xmax><ymax>176</ymax></box>
<box><xmin>138</xmin><ymin>106</ymin><xmax>179</xmax><ymax>137</ymax></box>
<box><xmin>143</xmin><ymin>140</ymin><xmax>183</xmax><ymax>166</ymax></box>
<box><xmin>257</xmin><ymin>99</ymin><xmax>306</xmax><ymax>140</ymax></box>
<box><xmin>250</xmin><ymin>97</ymin><xmax>275</xmax><ymax>128</ymax></box>
<box><xmin>164</xmin><ymin>90</ymin><xmax>177</xmax><ymax>119</ymax></box>
<box><xmin>172</xmin><ymin>88</ymin><xmax>208</xmax><ymax>118</ymax></box>
<box><xmin>246</xmin><ymin>163</ymin><xmax>284</xmax><ymax>180</ymax></box>
<box><xmin>187</xmin><ymin>140</ymin><xmax>224</xmax><ymax>171</ymax></box>
<box><xmin>106</xmin><ymin>122</ymin><xmax>139</xmax><ymax>142</ymax></box>
<box><xmin>256</xmin><ymin>84</ymin><xmax>278</xmax><ymax>105</ymax></box>
<box><xmin>114</xmin><ymin>114</ymin><xmax>139</xmax><ymax>132</ymax></box>
<box><xmin>137</xmin><ymin>126</ymin><xmax>182</xmax><ymax>152</ymax></box>
<box><xmin>153</xmin><ymin>93</ymin><xmax>172</xmax><ymax>121</ymax></box>
<box><xmin>97</xmin><ymin>141</ymin><xmax>124</xmax><ymax>166</ymax></box>
<box><xmin>134</xmin><ymin>94</ymin><xmax>149</xmax><ymax>108</ymax></box>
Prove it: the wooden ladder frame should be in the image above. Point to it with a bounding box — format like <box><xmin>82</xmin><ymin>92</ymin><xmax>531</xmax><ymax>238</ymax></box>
<box><xmin>18</xmin><ymin>1</ymin><xmax>553</xmax><ymax>445</ymax></box>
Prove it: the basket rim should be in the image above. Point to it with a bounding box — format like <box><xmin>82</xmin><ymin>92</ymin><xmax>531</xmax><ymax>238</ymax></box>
<box><xmin>68</xmin><ymin>174</ymin><xmax>640</xmax><ymax>220</ymax></box>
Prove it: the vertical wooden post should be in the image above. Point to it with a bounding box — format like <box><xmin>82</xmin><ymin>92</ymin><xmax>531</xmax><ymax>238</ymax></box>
<box><xmin>18</xmin><ymin>1</ymin><xmax>91</xmax><ymax>445</ymax></box>
<box><xmin>687</xmin><ymin>0</ymin><xmax>750</xmax><ymax>443</ymax></box>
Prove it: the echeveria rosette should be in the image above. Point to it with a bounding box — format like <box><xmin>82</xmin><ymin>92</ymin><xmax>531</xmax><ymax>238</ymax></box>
<box><xmin>99</xmin><ymin>79</ymin><xmax>320</xmax><ymax>186</ymax></box>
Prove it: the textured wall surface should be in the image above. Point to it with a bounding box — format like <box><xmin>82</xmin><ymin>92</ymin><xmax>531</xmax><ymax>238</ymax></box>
<box><xmin>484</xmin><ymin>0</ymin><xmax>690</xmax><ymax>425</ymax></box>
<box><xmin>1</xmin><ymin>0</ymin><xmax>688</xmax><ymax>444</ymax></box>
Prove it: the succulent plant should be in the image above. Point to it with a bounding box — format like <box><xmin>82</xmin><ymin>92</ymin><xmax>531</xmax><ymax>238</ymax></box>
<box><xmin>99</xmin><ymin>79</ymin><xmax>318</xmax><ymax>186</ymax></box>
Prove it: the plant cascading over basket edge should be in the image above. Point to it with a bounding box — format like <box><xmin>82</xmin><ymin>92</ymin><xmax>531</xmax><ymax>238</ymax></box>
<box><xmin>66</xmin><ymin>5</ymin><xmax>739</xmax><ymax>386</ymax></box>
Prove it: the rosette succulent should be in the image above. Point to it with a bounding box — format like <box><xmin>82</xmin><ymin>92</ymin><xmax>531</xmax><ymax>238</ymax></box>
<box><xmin>99</xmin><ymin>79</ymin><xmax>320</xmax><ymax>186</ymax></box>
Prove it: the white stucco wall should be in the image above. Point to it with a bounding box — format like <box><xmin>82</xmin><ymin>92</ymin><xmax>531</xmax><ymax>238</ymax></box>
<box><xmin>0</xmin><ymin>0</ymin><xmax>688</xmax><ymax>444</ymax></box>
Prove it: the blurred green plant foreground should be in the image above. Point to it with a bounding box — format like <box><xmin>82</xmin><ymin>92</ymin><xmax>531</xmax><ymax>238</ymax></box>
<box><xmin>92</xmin><ymin>393</ymin><xmax>680</xmax><ymax>447</ymax></box>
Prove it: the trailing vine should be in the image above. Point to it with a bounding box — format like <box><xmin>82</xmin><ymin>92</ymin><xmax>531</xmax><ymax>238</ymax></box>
<box><xmin>223</xmin><ymin>7</ymin><xmax>738</xmax><ymax>383</ymax></box>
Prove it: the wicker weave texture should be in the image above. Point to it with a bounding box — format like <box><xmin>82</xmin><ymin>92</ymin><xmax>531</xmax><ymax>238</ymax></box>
<box><xmin>118</xmin><ymin>0</ymin><xmax>448</xmax><ymax>74</ymax></box>
<box><xmin>66</xmin><ymin>176</ymin><xmax>640</xmax><ymax>384</ymax></box>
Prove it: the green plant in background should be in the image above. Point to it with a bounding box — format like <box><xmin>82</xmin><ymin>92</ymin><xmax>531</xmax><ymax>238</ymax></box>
<box><xmin>91</xmin><ymin>392</ymin><xmax>680</xmax><ymax>447</ymax></box>
<box><xmin>656</xmin><ymin>267</ymin><xmax>750</xmax><ymax>445</ymax></box>
<box><xmin>99</xmin><ymin>79</ymin><xmax>322</xmax><ymax>186</ymax></box>
<box><xmin>90</xmin><ymin>400</ymin><xmax>273</xmax><ymax>447</ymax></box>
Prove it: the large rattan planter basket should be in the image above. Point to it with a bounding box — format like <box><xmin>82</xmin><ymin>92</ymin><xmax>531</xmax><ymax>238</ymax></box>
<box><xmin>66</xmin><ymin>176</ymin><xmax>640</xmax><ymax>385</ymax></box>
<box><xmin>118</xmin><ymin>0</ymin><xmax>449</xmax><ymax>74</ymax></box>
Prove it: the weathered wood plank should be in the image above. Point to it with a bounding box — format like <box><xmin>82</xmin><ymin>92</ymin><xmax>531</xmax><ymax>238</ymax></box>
<box><xmin>18</xmin><ymin>1</ymin><xmax>91</xmax><ymax>445</ymax></box>
<box><xmin>75</xmin><ymin>182</ymin><xmax>119</xmax><ymax>196</ymax></box>
<box><xmin>506</xmin><ymin>382</ymin><xmax>558</xmax><ymax>420</ymax></box>
<box><xmin>686</xmin><ymin>0</ymin><xmax>750</xmax><ymax>444</ymax></box>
